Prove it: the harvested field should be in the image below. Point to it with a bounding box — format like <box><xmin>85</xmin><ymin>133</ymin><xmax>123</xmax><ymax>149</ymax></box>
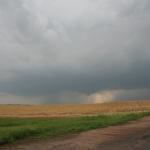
<box><xmin>0</xmin><ymin>101</ymin><xmax>150</xmax><ymax>118</ymax></box>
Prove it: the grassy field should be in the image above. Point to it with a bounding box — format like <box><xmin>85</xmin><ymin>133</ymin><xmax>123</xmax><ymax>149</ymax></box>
<box><xmin>0</xmin><ymin>112</ymin><xmax>150</xmax><ymax>145</ymax></box>
<box><xmin>0</xmin><ymin>101</ymin><xmax>150</xmax><ymax>118</ymax></box>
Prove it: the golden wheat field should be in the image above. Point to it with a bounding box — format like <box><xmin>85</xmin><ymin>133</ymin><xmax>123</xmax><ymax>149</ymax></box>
<box><xmin>0</xmin><ymin>101</ymin><xmax>150</xmax><ymax>118</ymax></box>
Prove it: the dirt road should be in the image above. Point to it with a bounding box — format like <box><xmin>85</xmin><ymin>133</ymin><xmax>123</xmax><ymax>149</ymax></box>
<box><xmin>1</xmin><ymin>116</ymin><xmax>150</xmax><ymax>150</ymax></box>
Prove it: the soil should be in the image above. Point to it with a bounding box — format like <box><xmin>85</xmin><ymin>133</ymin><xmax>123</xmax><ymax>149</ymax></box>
<box><xmin>0</xmin><ymin>116</ymin><xmax>150</xmax><ymax>150</ymax></box>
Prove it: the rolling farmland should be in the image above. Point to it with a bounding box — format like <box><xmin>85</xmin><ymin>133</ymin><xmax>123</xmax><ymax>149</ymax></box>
<box><xmin>0</xmin><ymin>101</ymin><xmax>149</xmax><ymax>118</ymax></box>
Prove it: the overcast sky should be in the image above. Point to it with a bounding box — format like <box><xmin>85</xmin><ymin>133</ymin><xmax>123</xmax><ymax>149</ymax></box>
<box><xmin>0</xmin><ymin>0</ymin><xmax>150</xmax><ymax>104</ymax></box>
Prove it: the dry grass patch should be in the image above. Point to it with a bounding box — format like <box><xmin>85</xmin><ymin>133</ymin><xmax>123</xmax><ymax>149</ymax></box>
<box><xmin>0</xmin><ymin>101</ymin><xmax>150</xmax><ymax>118</ymax></box>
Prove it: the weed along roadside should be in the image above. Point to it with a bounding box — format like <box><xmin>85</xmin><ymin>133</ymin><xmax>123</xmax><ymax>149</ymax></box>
<box><xmin>0</xmin><ymin>112</ymin><xmax>150</xmax><ymax>145</ymax></box>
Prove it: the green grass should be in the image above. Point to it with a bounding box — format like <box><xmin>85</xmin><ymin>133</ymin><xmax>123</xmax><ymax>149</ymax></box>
<box><xmin>0</xmin><ymin>112</ymin><xmax>150</xmax><ymax>145</ymax></box>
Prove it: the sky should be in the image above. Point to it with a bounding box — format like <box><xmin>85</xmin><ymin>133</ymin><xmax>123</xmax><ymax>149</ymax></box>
<box><xmin>0</xmin><ymin>0</ymin><xmax>150</xmax><ymax>104</ymax></box>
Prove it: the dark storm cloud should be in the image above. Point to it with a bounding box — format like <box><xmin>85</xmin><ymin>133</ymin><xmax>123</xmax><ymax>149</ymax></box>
<box><xmin>0</xmin><ymin>0</ymin><xmax>150</xmax><ymax>103</ymax></box>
